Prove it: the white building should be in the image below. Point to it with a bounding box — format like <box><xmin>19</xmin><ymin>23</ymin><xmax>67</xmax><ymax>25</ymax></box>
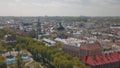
<box><xmin>42</xmin><ymin>38</ymin><xmax>56</xmax><ymax>47</ymax></box>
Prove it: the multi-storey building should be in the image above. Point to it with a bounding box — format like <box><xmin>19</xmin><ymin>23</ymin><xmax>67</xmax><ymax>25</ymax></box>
<box><xmin>62</xmin><ymin>41</ymin><xmax>103</xmax><ymax>58</ymax></box>
<box><xmin>82</xmin><ymin>52</ymin><xmax>120</xmax><ymax>68</ymax></box>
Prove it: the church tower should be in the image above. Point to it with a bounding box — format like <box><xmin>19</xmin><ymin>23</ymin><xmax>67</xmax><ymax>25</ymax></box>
<box><xmin>37</xmin><ymin>18</ymin><xmax>42</xmax><ymax>39</ymax></box>
<box><xmin>57</xmin><ymin>22</ymin><xmax>67</xmax><ymax>39</ymax></box>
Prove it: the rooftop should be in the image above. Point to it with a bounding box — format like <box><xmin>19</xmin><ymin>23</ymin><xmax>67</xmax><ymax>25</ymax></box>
<box><xmin>82</xmin><ymin>52</ymin><xmax>120</xmax><ymax>66</ymax></box>
<box><xmin>80</xmin><ymin>41</ymin><xmax>102</xmax><ymax>50</ymax></box>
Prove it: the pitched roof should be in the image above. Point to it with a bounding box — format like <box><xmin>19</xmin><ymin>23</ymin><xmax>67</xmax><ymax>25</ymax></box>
<box><xmin>82</xmin><ymin>52</ymin><xmax>120</xmax><ymax>66</ymax></box>
<box><xmin>80</xmin><ymin>41</ymin><xmax>102</xmax><ymax>50</ymax></box>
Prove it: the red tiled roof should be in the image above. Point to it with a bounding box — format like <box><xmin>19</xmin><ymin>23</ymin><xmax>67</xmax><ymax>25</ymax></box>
<box><xmin>80</xmin><ymin>42</ymin><xmax>102</xmax><ymax>51</ymax></box>
<box><xmin>86</xmin><ymin>56</ymin><xmax>96</xmax><ymax>66</ymax></box>
<box><xmin>99</xmin><ymin>55</ymin><xmax>109</xmax><ymax>64</ymax></box>
<box><xmin>95</xmin><ymin>55</ymin><xmax>104</xmax><ymax>65</ymax></box>
<box><xmin>82</xmin><ymin>52</ymin><xmax>120</xmax><ymax>66</ymax></box>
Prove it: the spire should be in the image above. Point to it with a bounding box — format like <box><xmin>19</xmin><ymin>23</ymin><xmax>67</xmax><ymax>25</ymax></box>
<box><xmin>37</xmin><ymin>18</ymin><xmax>41</xmax><ymax>28</ymax></box>
<box><xmin>57</xmin><ymin>22</ymin><xmax>65</xmax><ymax>30</ymax></box>
<box><xmin>37</xmin><ymin>18</ymin><xmax>42</xmax><ymax>39</ymax></box>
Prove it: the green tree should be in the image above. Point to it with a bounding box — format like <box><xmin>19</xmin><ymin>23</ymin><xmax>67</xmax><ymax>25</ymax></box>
<box><xmin>72</xmin><ymin>57</ymin><xmax>90</xmax><ymax>68</ymax></box>
<box><xmin>16</xmin><ymin>54</ymin><xmax>25</xmax><ymax>68</ymax></box>
<box><xmin>15</xmin><ymin>44</ymin><xmax>22</xmax><ymax>55</ymax></box>
<box><xmin>7</xmin><ymin>46</ymin><xmax>13</xmax><ymax>57</ymax></box>
<box><xmin>55</xmin><ymin>42</ymin><xmax>64</xmax><ymax>48</ymax></box>
<box><xmin>53</xmin><ymin>56</ymin><xmax>73</xmax><ymax>68</ymax></box>
<box><xmin>0</xmin><ymin>56</ymin><xmax>7</xmax><ymax>68</ymax></box>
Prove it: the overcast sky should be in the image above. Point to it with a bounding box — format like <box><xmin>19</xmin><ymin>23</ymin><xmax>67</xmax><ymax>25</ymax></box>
<box><xmin>0</xmin><ymin>0</ymin><xmax>120</xmax><ymax>16</ymax></box>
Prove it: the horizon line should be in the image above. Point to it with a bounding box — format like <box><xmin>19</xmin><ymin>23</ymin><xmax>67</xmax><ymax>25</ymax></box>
<box><xmin>0</xmin><ymin>15</ymin><xmax>120</xmax><ymax>17</ymax></box>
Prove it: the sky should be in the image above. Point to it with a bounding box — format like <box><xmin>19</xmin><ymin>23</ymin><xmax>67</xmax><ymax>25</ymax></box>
<box><xmin>0</xmin><ymin>0</ymin><xmax>120</xmax><ymax>16</ymax></box>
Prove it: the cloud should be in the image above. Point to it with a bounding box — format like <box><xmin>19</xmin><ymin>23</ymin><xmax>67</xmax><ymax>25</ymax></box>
<box><xmin>0</xmin><ymin>0</ymin><xmax>119</xmax><ymax>16</ymax></box>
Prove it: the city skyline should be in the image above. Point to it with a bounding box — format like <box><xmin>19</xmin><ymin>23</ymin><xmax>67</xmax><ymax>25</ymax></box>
<box><xmin>0</xmin><ymin>0</ymin><xmax>120</xmax><ymax>16</ymax></box>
